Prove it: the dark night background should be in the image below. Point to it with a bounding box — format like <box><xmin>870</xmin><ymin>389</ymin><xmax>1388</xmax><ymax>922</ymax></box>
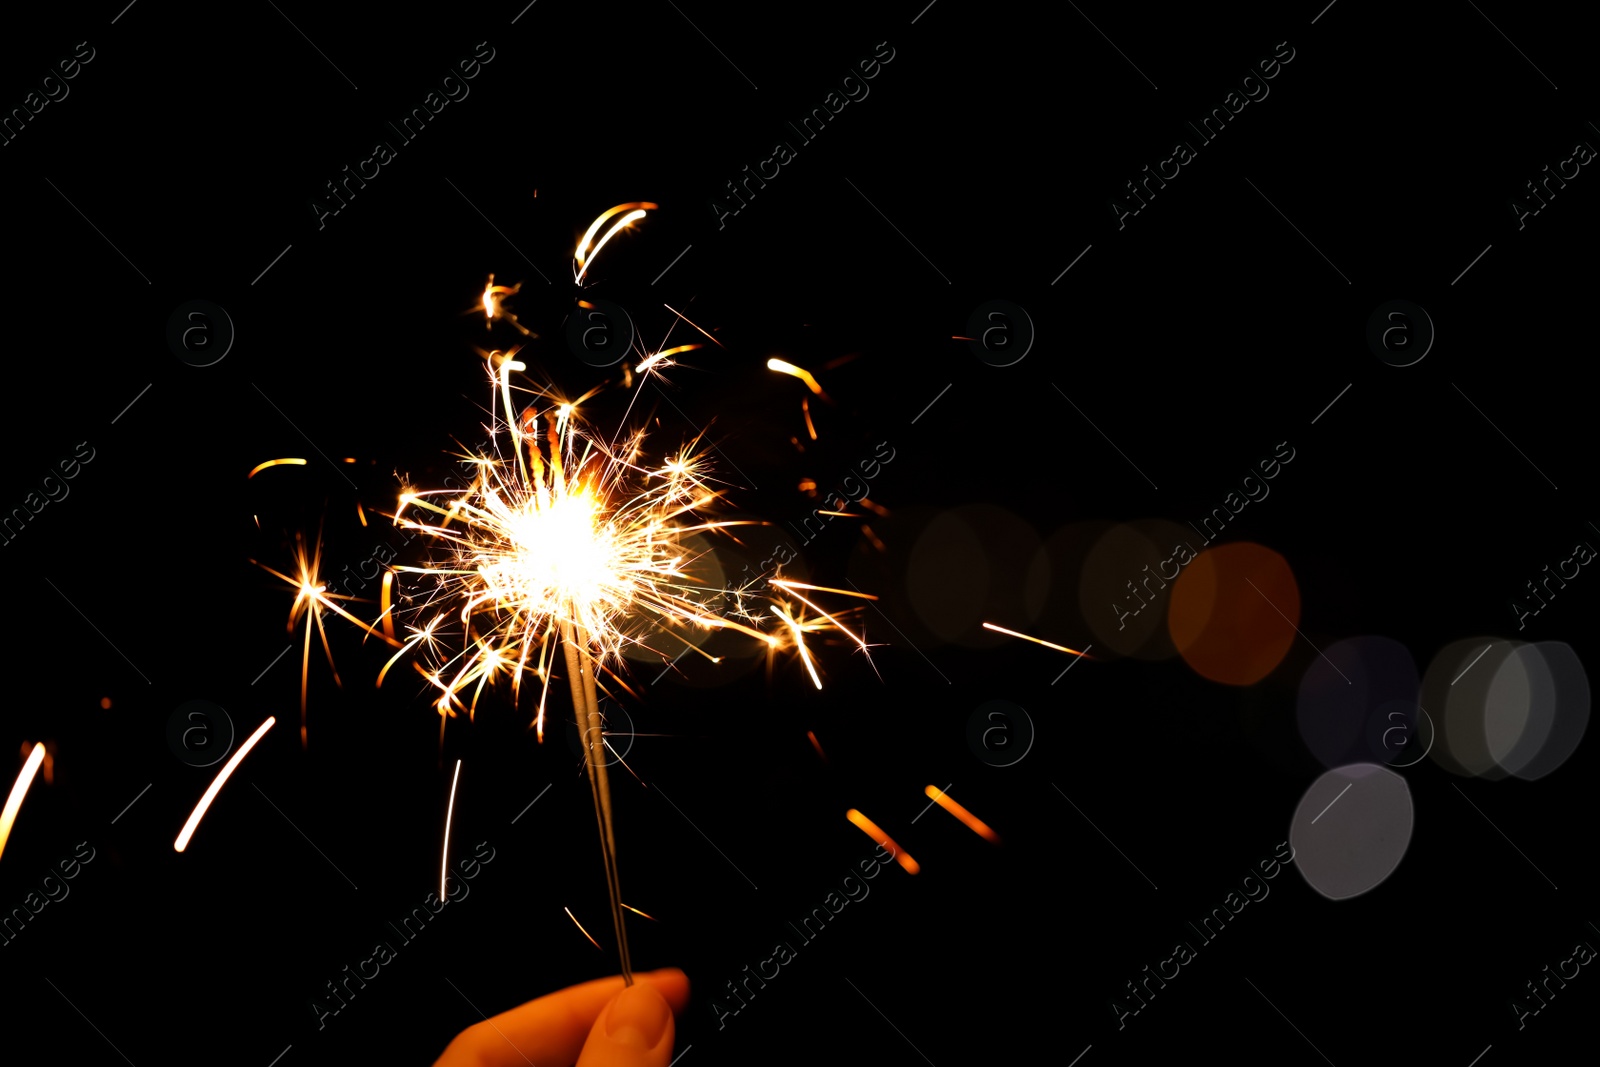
<box><xmin>2</xmin><ymin>2</ymin><xmax>1597</xmax><ymax>1064</ymax></box>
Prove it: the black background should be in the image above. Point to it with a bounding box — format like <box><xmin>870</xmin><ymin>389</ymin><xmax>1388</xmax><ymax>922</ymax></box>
<box><xmin>2</xmin><ymin>1</ymin><xmax>1597</xmax><ymax>1064</ymax></box>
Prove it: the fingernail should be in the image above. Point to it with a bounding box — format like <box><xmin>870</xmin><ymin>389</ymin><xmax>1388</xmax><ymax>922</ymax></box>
<box><xmin>605</xmin><ymin>982</ymin><xmax>671</xmax><ymax>1049</ymax></box>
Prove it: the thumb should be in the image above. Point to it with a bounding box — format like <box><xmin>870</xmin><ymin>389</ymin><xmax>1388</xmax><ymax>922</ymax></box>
<box><xmin>575</xmin><ymin>979</ymin><xmax>677</xmax><ymax>1067</ymax></box>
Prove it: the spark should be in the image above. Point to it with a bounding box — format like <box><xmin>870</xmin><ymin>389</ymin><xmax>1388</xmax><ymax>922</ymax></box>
<box><xmin>771</xmin><ymin>579</ymin><xmax>878</xmax><ymax>601</ymax></box>
<box><xmin>253</xmin><ymin>528</ymin><xmax>403</xmax><ymax>747</ymax></box>
<box><xmin>478</xmin><ymin>273</ymin><xmax>532</xmax><ymax>336</ymax></box>
<box><xmin>0</xmin><ymin>743</ymin><xmax>46</xmax><ymax>865</ymax></box>
<box><xmin>635</xmin><ymin>343</ymin><xmax>701</xmax><ymax>377</ymax></box>
<box><xmin>846</xmin><ymin>808</ymin><xmax>919</xmax><ymax>875</ymax></box>
<box><xmin>924</xmin><ymin>785</ymin><xmax>1000</xmax><ymax>844</ymax></box>
<box><xmin>807</xmin><ymin>729</ymin><xmax>829</xmax><ymax>764</ymax></box>
<box><xmin>248</xmin><ymin>458</ymin><xmax>307</xmax><ymax>479</ymax></box>
<box><xmin>20</xmin><ymin>741</ymin><xmax>55</xmax><ymax>785</ymax></box>
<box><xmin>564</xmin><ymin>906</ymin><xmax>604</xmax><ymax>951</ymax></box>
<box><xmin>573</xmin><ymin>202</ymin><xmax>657</xmax><ymax>284</ymax></box>
<box><xmin>982</xmin><ymin>622</ymin><xmax>1091</xmax><ymax>657</ymax></box>
<box><xmin>620</xmin><ymin>902</ymin><xmax>658</xmax><ymax>921</ymax></box>
<box><xmin>356</xmin><ymin>502</ymin><xmax>368</xmax><ymax>527</ymax></box>
<box><xmin>173</xmin><ymin>717</ymin><xmax>275</xmax><ymax>852</ymax></box>
<box><xmin>662</xmin><ymin>303</ymin><xmax>725</xmax><ymax>349</ymax></box>
<box><xmin>802</xmin><ymin>397</ymin><xmax>817</xmax><ymax>440</ymax></box>
<box><xmin>766</xmin><ymin>358</ymin><xmax>827</xmax><ymax>398</ymax></box>
<box><xmin>441</xmin><ymin>758</ymin><xmax>462</xmax><ymax>899</ymax></box>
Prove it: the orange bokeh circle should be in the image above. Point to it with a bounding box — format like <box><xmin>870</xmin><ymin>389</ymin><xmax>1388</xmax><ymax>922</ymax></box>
<box><xmin>1168</xmin><ymin>543</ymin><xmax>1299</xmax><ymax>686</ymax></box>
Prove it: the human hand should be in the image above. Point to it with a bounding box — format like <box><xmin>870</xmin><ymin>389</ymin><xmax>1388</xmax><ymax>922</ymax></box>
<box><xmin>433</xmin><ymin>968</ymin><xmax>690</xmax><ymax>1067</ymax></box>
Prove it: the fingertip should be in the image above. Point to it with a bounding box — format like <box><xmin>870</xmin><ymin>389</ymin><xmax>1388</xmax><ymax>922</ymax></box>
<box><xmin>642</xmin><ymin>967</ymin><xmax>691</xmax><ymax>1014</ymax></box>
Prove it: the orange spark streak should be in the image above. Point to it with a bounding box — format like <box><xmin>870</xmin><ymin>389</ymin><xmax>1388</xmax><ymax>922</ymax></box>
<box><xmin>0</xmin><ymin>743</ymin><xmax>46</xmax><ymax>864</ymax></box>
<box><xmin>574</xmin><ymin>203</ymin><xmax>657</xmax><ymax>283</ymax></box>
<box><xmin>564</xmin><ymin>906</ymin><xmax>604</xmax><ymax>950</ymax></box>
<box><xmin>662</xmin><ymin>303</ymin><xmax>725</xmax><ymax>348</ymax></box>
<box><xmin>356</xmin><ymin>502</ymin><xmax>368</xmax><ymax>527</ymax></box>
<box><xmin>982</xmin><ymin>622</ymin><xmax>1090</xmax><ymax>657</ymax></box>
<box><xmin>802</xmin><ymin>397</ymin><xmax>817</xmax><ymax>440</ymax></box>
<box><xmin>441</xmin><ymin>758</ymin><xmax>462</xmax><ymax>898</ymax></box>
<box><xmin>845</xmin><ymin>808</ymin><xmax>919</xmax><ymax>874</ymax></box>
<box><xmin>636</xmin><ymin>344</ymin><xmax>701</xmax><ymax>375</ymax></box>
<box><xmin>766</xmin><ymin>358</ymin><xmax>826</xmax><ymax>396</ymax></box>
<box><xmin>620</xmin><ymin>902</ymin><xmax>658</xmax><ymax>921</ymax></box>
<box><xmin>248</xmin><ymin>458</ymin><xmax>307</xmax><ymax>478</ymax></box>
<box><xmin>807</xmin><ymin>729</ymin><xmax>829</xmax><ymax>764</ymax></box>
<box><xmin>924</xmin><ymin>785</ymin><xmax>1000</xmax><ymax>844</ymax></box>
<box><xmin>174</xmin><ymin>717</ymin><xmax>275</xmax><ymax>852</ymax></box>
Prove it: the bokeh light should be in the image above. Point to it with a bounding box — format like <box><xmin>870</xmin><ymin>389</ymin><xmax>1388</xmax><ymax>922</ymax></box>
<box><xmin>1289</xmin><ymin>763</ymin><xmax>1414</xmax><ymax>900</ymax></box>
<box><xmin>1168</xmin><ymin>542</ymin><xmax>1299</xmax><ymax>686</ymax></box>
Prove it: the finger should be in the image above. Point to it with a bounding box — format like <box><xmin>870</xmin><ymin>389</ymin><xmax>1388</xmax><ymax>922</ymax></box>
<box><xmin>433</xmin><ymin>968</ymin><xmax>689</xmax><ymax>1067</ymax></box>
<box><xmin>575</xmin><ymin>980</ymin><xmax>675</xmax><ymax>1067</ymax></box>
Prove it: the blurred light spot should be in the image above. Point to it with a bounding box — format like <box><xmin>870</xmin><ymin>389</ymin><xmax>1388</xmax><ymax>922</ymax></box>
<box><xmin>1169</xmin><ymin>543</ymin><xmax>1299</xmax><ymax>686</ymax></box>
<box><xmin>1297</xmin><ymin>636</ymin><xmax>1419</xmax><ymax>768</ymax></box>
<box><xmin>1290</xmin><ymin>763</ymin><xmax>1413</xmax><ymax>900</ymax></box>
